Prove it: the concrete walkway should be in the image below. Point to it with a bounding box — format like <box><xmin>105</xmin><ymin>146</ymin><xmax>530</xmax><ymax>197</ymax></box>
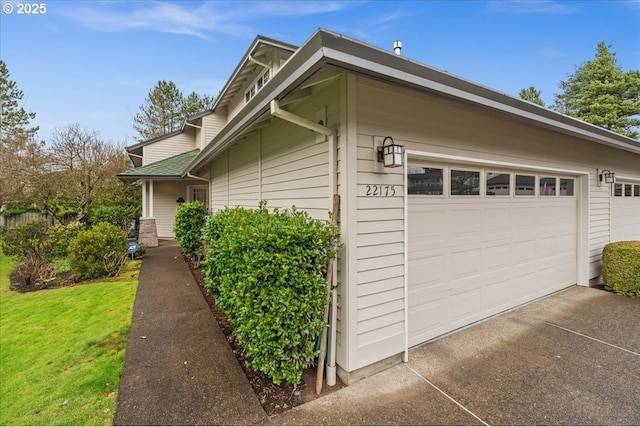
<box><xmin>114</xmin><ymin>240</ymin><xmax>269</xmax><ymax>426</ymax></box>
<box><xmin>116</xmin><ymin>240</ymin><xmax>640</xmax><ymax>425</ymax></box>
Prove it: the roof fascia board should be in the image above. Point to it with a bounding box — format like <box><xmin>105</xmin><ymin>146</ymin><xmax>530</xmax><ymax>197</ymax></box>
<box><xmin>317</xmin><ymin>33</ymin><xmax>640</xmax><ymax>154</ymax></box>
<box><xmin>125</xmin><ymin>129</ymin><xmax>183</xmax><ymax>152</ymax></box>
<box><xmin>185</xmin><ymin>42</ymin><xmax>326</xmax><ymax>174</ymax></box>
<box><xmin>211</xmin><ymin>36</ymin><xmax>298</xmax><ymax>112</ymax></box>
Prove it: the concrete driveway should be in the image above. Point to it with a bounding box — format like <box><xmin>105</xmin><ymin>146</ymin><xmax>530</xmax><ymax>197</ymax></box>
<box><xmin>274</xmin><ymin>286</ymin><xmax>640</xmax><ymax>425</ymax></box>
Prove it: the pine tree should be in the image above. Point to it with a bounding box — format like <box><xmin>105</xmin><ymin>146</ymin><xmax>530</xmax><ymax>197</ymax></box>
<box><xmin>0</xmin><ymin>59</ymin><xmax>39</xmax><ymax>144</ymax></box>
<box><xmin>132</xmin><ymin>81</ymin><xmax>216</xmax><ymax>141</ymax></box>
<box><xmin>519</xmin><ymin>86</ymin><xmax>545</xmax><ymax>106</ymax></box>
<box><xmin>132</xmin><ymin>80</ymin><xmax>184</xmax><ymax>141</ymax></box>
<box><xmin>553</xmin><ymin>42</ymin><xmax>640</xmax><ymax>139</ymax></box>
<box><xmin>182</xmin><ymin>91</ymin><xmax>215</xmax><ymax>118</ymax></box>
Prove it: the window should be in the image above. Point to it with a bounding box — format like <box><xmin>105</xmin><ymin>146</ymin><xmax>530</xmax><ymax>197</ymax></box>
<box><xmin>559</xmin><ymin>178</ymin><xmax>574</xmax><ymax>196</ymax></box>
<box><xmin>539</xmin><ymin>176</ymin><xmax>556</xmax><ymax>196</ymax></box>
<box><xmin>515</xmin><ymin>174</ymin><xmax>535</xmax><ymax>196</ymax></box>
<box><xmin>188</xmin><ymin>185</ymin><xmax>208</xmax><ymax>211</ymax></box>
<box><xmin>486</xmin><ymin>172</ymin><xmax>510</xmax><ymax>196</ymax></box>
<box><xmin>245</xmin><ymin>69</ymin><xmax>271</xmax><ymax>103</ymax></box>
<box><xmin>614</xmin><ymin>183</ymin><xmax>623</xmax><ymax>197</ymax></box>
<box><xmin>624</xmin><ymin>184</ymin><xmax>633</xmax><ymax>197</ymax></box>
<box><xmin>635</xmin><ymin>185</ymin><xmax>640</xmax><ymax>197</ymax></box>
<box><xmin>450</xmin><ymin>170</ymin><xmax>480</xmax><ymax>196</ymax></box>
<box><xmin>408</xmin><ymin>167</ymin><xmax>443</xmax><ymax>195</ymax></box>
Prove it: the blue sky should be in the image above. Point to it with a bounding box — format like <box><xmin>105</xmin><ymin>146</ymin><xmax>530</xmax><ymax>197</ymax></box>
<box><xmin>1</xmin><ymin>0</ymin><xmax>639</xmax><ymax>146</ymax></box>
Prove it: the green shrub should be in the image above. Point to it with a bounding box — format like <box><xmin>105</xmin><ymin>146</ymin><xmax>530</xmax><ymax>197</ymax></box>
<box><xmin>86</xmin><ymin>203</ymin><xmax>140</xmax><ymax>235</ymax></box>
<box><xmin>68</xmin><ymin>222</ymin><xmax>128</xmax><ymax>280</ymax></box>
<box><xmin>602</xmin><ymin>241</ymin><xmax>640</xmax><ymax>297</ymax></box>
<box><xmin>48</xmin><ymin>221</ymin><xmax>84</xmax><ymax>258</ymax></box>
<box><xmin>174</xmin><ymin>201</ymin><xmax>207</xmax><ymax>261</ymax></box>
<box><xmin>204</xmin><ymin>202</ymin><xmax>340</xmax><ymax>387</ymax></box>
<box><xmin>0</xmin><ymin>220</ymin><xmax>50</xmax><ymax>260</ymax></box>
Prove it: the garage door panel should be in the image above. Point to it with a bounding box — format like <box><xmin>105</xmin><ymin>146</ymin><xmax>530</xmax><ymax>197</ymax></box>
<box><xmin>450</xmin><ymin>248</ymin><xmax>482</xmax><ymax>280</ymax></box>
<box><xmin>484</xmin><ymin>283</ymin><xmax>513</xmax><ymax>317</ymax></box>
<box><xmin>408</xmin><ymin>165</ymin><xmax>578</xmax><ymax>346</ymax></box>
<box><xmin>484</xmin><ymin>243</ymin><xmax>513</xmax><ymax>271</ymax></box>
<box><xmin>611</xmin><ymin>193</ymin><xmax>640</xmax><ymax>242</ymax></box>
<box><xmin>513</xmin><ymin>240</ymin><xmax>537</xmax><ymax>263</ymax></box>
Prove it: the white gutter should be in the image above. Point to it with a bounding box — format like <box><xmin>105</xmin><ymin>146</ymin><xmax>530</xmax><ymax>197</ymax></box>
<box><xmin>186</xmin><ymin>173</ymin><xmax>209</xmax><ymax>182</ymax></box>
<box><xmin>269</xmin><ymin>99</ymin><xmax>339</xmax><ymax>386</ymax></box>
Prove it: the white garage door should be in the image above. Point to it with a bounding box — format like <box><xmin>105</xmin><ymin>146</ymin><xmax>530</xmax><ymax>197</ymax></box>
<box><xmin>408</xmin><ymin>164</ymin><xmax>577</xmax><ymax>347</ymax></box>
<box><xmin>611</xmin><ymin>182</ymin><xmax>640</xmax><ymax>242</ymax></box>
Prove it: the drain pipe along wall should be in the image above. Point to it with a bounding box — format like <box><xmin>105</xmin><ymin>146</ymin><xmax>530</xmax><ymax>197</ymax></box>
<box><xmin>269</xmin><ymin>99</ymin><xmax>338</xmax><ymax>386</ymax></box>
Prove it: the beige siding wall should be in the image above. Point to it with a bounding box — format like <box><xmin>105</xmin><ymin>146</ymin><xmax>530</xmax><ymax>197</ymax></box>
<box><xmin>203</xmin><ymin>112</ymin><xmax>227</xmax><ymax>148</ymax></box>
<box><xmin>143</xmin><ymin>132</ymin><xmax>197</xmax><ymax>165</ymax></box>
<box><xmin>352</xmin><ymin>75</ymin><xmax>640</xmax><ymax>368</ymax></box>
<box><xmin>152</xmin><ymin>181</ymin><xmax>188</xmax><ymax>238</ymax></box>
<box><xmin>208</xmin><ymin>79</ymin><xmax>340</xmax><ymax>219</ymax></box>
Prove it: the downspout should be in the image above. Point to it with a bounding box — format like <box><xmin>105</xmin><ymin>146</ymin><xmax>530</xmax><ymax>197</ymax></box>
<box><xmin>269</xmin><ymin>99</ymin><xmax>338</xmax><ymax>386</ymax></box>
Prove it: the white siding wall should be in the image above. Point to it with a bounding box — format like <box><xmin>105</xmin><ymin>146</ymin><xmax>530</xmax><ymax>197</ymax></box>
<box><xmin>588</xmin><ymin>172</ymin><xmax>611</xmax><ymax>280</ymax></box>
<box><xmin>143</xmin><ymin>132</ymin><xmax>197</xmax><ymax>165</ymax></box>
<box><xmin>352</xmin><ymin>75</ymin><xmax>640</xmax><ymax>368</ymax></box>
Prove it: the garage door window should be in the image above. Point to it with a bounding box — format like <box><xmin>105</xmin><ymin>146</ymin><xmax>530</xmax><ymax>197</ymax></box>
<box><xmin>560</xmin><ymin>178</ymin><xmax>574</xmax><ymax>196</ymax></box>
<box><xmin>625</xmin><ymin>184</ymin><xmax>633</xmax><ymax>197</ymax></box>
<box><xmin>614</xmin><ymin>183</ymin><xmax>623</xmax><ymax>197</ymax></box>
<box><xmin>408</xmin><ymin>167</ymin><xmax>443</xmax><ymax>195</ymax></box>
<box><xmin>540</xmin><ymin>176</ymin><xmax>557</xmax><ymax>196</ymax></box>
<box><xmin>486</xmin><ymin>172</ymin><xmax>510</xmax><ymax>196</ymax></box>
<box><xmin>515</xmin><ymin>174</ymin><xmax>535</xmax><ymax>196</ymax></box>
<box><xmin>451</xmin><ymin>169</ymin><xmax>480</xmax><ymax>196</ymax></box>
<box><xmin>635</xmin><ymin>185</ymin><xmax>640</xmax><ymax>197</ymax></box>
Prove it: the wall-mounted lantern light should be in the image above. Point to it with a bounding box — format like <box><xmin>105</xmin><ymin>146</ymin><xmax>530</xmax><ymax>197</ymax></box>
<box><xmin>598</xmin><ymin>169</ymin><xmax>616</xmax><ymax>187</ymax></box>
<box><xmin>176</xmin><ymin>197</ymin><xmax>185</xmax><ymax>204</ymax></box>
<box><xmin>377</xmin><ymin>136</ymin><xmax>404</xmax><ymax>168</ymax></box>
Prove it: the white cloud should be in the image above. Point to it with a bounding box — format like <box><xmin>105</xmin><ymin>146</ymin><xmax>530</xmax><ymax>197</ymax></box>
<box><xmin>60</xmin><ymin>1</ymin><xmax>360</xmax><ymax>40</ymax></box>
<box><xmin>487</xmin><ymin>0</ymin><xmax>576</xmax><ymax>14</ymax></box>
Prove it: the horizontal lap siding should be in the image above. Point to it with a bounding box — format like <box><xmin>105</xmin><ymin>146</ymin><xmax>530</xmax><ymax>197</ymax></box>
<box><xmin>203</xmin><ymin>112</ymin><xmax>227</xmax><ymax>149</ymax></box>
<box><xmin>143</xmin><ymin>133</ymin><xmax>196</xmax><ymax>165</ymax></box>
<box><xmin>153</xmin><ymin>181</ymin><xmax>188</xmax><ymax>238</ymax></box>
<box><xmin>210</xmin><ymin>153</ymin><xmax>228</xmax><ymax>212</ymax></box>
<box><xmin>353</xmin><ymin>93</ymin><xmax>406</xmax><ymax>368</ymax></box>
<box><xmin>228</xmin><ymin>136</ymin><xmax>260</xmax><ymax>209</ymax></box>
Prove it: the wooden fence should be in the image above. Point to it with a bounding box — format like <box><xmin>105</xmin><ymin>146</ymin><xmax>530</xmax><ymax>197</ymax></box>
<box><xmin>0</xmin><ymin>212</ymin><xmax>75</xmax><ymax>229</ymax></box>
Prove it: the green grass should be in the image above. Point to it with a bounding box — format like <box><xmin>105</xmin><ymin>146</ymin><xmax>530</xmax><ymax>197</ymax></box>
<box><xmin>0</xmin><ymin>252</ymin><xmax>140</xmax><ymax>425</ymax></box>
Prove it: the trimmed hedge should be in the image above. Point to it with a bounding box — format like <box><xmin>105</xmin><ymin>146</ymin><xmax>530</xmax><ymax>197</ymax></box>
<box><xmin>174</xmin><ymin>201</ymin><xmax>207</xmax><ymax>261</ymax></box>
<box><xmin>204</xmin><ymin>202</ymin><xmax>340</xmax><ymax>387</ymax></box>
<box><xmin>602</xmin><ymin>241</ymin><xmax>640</xmax><ymax>297</ymax></box>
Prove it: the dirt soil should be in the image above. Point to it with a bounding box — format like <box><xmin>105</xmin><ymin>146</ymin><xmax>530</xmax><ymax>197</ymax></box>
<box><xmin>187</xmin><ymin>260</ymin><xmax>345</xmax><ymax>416</ymax></box>
<box><xmin>9</xmin><ymin>270</ymin><xmax>76</xmax><ymax>293</ymax></box>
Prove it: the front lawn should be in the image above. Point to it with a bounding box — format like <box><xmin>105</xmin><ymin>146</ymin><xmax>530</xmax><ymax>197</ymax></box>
<box><xmin>0</xmin><ymin>250</ymin><xmax>139</xmax><ymax>425</ymax></box>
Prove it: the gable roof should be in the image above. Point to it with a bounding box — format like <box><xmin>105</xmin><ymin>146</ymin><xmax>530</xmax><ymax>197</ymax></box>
<box><xmin>184</xmin><ymin>28</ymin><xmax>640</xmax><ymax>175</ymax></box>
<box><xmin>117</xmin><ymin>149</ymin><xmax>200</xmax><ymax>181</ymax></box>
<box><xmin>212</xmin><ymin>35</ymin><xmax>298</xmax><ymax>111</ymax></box>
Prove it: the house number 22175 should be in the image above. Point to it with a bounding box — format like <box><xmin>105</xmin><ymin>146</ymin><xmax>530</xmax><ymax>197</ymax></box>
<box><xmin>365</xmin><ymin>185</ymin><xmax>396</xmax><ymax>196</ymax></box>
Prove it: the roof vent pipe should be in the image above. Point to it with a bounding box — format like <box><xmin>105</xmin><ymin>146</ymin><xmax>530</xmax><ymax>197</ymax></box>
<box><xmin>393</xmin><ymin>40</ymin><xmax>402</xmax><ymax>55</ymax></box>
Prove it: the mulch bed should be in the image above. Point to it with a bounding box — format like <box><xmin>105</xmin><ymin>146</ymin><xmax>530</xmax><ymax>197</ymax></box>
<box><xmin>186</xmin><ymin>259</ymin><xmax>345</xmax><ymax>416</ymax></box>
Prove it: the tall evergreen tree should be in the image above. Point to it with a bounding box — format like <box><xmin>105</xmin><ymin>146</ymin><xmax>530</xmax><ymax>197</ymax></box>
<box><xmin>519</xmin><ymin>86</ymin><xmax>545</xmax><ymax>106</ymax></box>
<box><xmin>0</xmin><ymin>59</ymin><xmax>39</xmax><ymax>144</ymax></box>
<box><xmin>0</xmin><ymin>60</ymin><xmax>44</xmax><ymax>205</ymax></box>
<box><xmin>132</xmin><ymin>81</ymin><xmax>216</xmax><ymax>141</ymax></box>
<box><xmin>552</xmin><ymin>42</ymin><xmax>640</xmax><ymax>139</ymax></box>
<box><xmin>182</xmin><ymin>91</ymin><xmax>215</xmax><ymax>118</ymax></box>
<box><xmin>133</xmin><ymin>80</ymin><xmax>184</xmax><ymax>141</ymax></box>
